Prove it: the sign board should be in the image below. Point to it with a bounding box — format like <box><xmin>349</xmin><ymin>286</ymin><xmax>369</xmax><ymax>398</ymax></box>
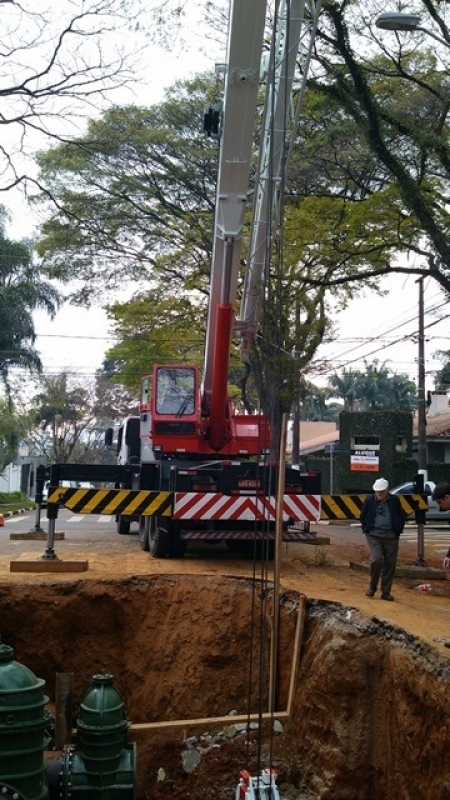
<box><xmin>324</xmin><ymin>444</ymin><xmax>350</xmax><ymax>455</ymax></box>
<box><xmin>350</xmin><ymin>445</ymin><xmax>380</xmax><ymax>472</ymax></box>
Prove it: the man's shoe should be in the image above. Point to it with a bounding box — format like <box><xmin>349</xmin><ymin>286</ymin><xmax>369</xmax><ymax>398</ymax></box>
<box><xmin>381</xmin><ymin>593</ymin><xmax>394</xmax><ymax>601</ymax></box>
<box><xmin>365</xmin><ymin>588</ymin><xmax>375</xmax><ymax>597</ymax></box>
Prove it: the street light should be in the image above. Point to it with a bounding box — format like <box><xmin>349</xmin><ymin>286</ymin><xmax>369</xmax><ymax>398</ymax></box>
<box><xmin>375</xmin><ymin>12</ymin><xmax>450</xmax><ymax>49</ymax></box>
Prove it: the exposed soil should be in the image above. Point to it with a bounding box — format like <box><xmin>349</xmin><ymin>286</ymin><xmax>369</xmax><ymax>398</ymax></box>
<box><xmin>0</xmin><ymin>525</ymin><xmax>449</xmax><ymax>800</ymax></box>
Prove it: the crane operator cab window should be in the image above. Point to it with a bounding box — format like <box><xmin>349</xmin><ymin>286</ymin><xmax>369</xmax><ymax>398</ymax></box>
<box><xmin>156</xmin><ymin>367</ymin><xmax>195</xmax><ymax>416</ymax></box>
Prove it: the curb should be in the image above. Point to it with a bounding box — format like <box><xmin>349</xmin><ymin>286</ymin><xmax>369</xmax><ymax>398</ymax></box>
<box><xmin>1</xmin><ymin>506</ymin><xmax>35</xmax><ymax>519</ymax></box>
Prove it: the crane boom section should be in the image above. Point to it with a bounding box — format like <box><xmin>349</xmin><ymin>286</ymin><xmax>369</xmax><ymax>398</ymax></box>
<box><xmin>202</xmin><ymin>0</ymin><xmax>267</xmax><ymax>404</ymax></box>
<box><xmin>239</xmin><ymin>0</ymin><xmax>323</xmax><ymax>360</ymax></box>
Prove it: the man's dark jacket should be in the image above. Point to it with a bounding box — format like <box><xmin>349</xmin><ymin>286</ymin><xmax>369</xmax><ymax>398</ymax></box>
<box><xmin>360</xmin><ymin>493</ymin><xmax>406</xmax><ymax>537</ymax></box>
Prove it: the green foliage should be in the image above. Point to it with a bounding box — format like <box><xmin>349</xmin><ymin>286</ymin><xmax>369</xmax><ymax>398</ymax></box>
<box><xmin>0</xmin><ymin>399</ymin><xmax>20</xmax><ymax>473</ymax></box>
<box><xmin>32</xmin><ymin>3</ymin><xmax>450</xmax><ymax>447</ymax></box>
<box><xmin>302</xmin><ymin>1</ymin><xmax>450</xmax><ymax>292</ymax></box>
<box><xmin>0</xmin><ymin>207</ymin><xmax>59</xmax><ymax>392</ymax></box>
<box><xmin>338</xmin><ymin>410</ymin><xmax>413</xmax><ymax>492</ymax></box>
<box><xmin>434</xmin><ymin>349</ymin><xmax>450</xmax><ymax>390</ymax></box>
<box><xmin>105</xmin><ymin>290</ymin><xmax>206</xmax><ymax>388</ymax></box>
<box><xmin>35</xmin><ymin>78</ymin><xmax>221</xmax><ymax>303</ymax></box>
<box><xmin>0</xmin><ymin>491</ymin><xmax>31</xmax><ymax>512</ymax></box>
<box><xmin>24</xmin><ymin>372</ymin><xmax>113</xmax><ymax>464</ymax></box>
<box><xmin>328</xmin><ymin>362</ymin><xmax>417</xmax><ymax>411</ymax></box>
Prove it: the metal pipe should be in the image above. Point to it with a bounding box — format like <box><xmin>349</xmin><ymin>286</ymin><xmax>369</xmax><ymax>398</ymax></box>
<box><xmin>269</xmin><ymin>412</ymin><xmax>287</xmax><ymax>712</ymax></box>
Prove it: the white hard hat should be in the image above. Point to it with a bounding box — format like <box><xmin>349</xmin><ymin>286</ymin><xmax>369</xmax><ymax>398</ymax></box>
<box><xmin>373</xmin><ymin>478</ymin><xmax>389</xmax><ymax>491</ymax></box>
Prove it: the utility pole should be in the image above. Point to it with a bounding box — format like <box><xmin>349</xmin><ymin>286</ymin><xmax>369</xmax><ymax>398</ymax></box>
<box><xmin>417</xmin><ymin>277</ymin><xmax>427</xmax><ymax>474</ymax></box>
<box><xmin>415</xmin><ymin>277</ymin><xmax>427</xmax><ymax>566</ymax></box>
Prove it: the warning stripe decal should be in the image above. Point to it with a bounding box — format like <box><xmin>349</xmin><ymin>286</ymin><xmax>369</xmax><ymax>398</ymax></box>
<box><xmin>48</xmin><ymin>488</ymin><xmax>173</xmax><ymax>516</ymax></box>
<box><xmin>320</xmin><ymin>494</ymin><xmax>428</xmax><ymax>520</ymax></box>
<box><xmin>46</xmin><ymin>489</ymin><xmax>427</xmax><ymax>522</ymax></box>
<box><xmin>173</xmin><ymin>493</ymin><xmax>321</xmax><ymax>522</ymax></box>
<box><xmin>180</xmin><ymin>530</ymin><xmax>322</xmax><ymax>541</ymax></box>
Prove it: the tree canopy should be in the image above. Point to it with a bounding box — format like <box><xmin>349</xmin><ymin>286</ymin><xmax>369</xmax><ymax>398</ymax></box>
<box><xmin>328</xmin><ymin>361</ymin><xmax>417</xmax><ymax>412</ymax></box>
<box><xmin>0</xmin><ymin>208</ymin><xmax>59</xmax><ymax>396</ymax></box>
<box><xmin>0</xmin><ymin>0</ymin><xmax>148</xmax><ymax>193</ymax></box>
<box><xmin>32</xmin><ymin>0</ymin><xmax>450</xmax><ymax>431</ymax></box>
<box><xmin>295</xmin><ymin>0</ymin><xmax>450</xmax><ymax>295</ymax></box>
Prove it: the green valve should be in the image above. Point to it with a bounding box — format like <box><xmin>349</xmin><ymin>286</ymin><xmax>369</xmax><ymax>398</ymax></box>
<box><xmin>0</xmin><ymin>643</ymin><xmax>50</xmax><ymax>800</ymax></box>
<box><xmin>64</xmin><ymin>671</ymin><xmax>136</xmax><ymax>798</ymax></box>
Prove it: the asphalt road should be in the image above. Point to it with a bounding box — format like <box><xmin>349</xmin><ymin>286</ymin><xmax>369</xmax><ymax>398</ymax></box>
<box><xmin>2</xmin><ymin>508</ymin><xmax>449</xmax><ymax>569</ymax></box>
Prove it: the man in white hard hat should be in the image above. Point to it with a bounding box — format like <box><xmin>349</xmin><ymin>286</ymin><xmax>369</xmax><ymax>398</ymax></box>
<box><xmin>360</xmin><ymin>477</ymin><xmax>406</xmax><ymax>601</ymax></box>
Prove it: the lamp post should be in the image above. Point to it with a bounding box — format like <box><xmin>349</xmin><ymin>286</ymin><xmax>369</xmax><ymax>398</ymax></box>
<box><xmin>375</xmin><ymin>12</ymin><xmax>450</xmax><ymax>49</ymax></box>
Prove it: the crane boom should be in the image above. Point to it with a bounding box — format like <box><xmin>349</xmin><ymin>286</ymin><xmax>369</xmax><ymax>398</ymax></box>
<box><xmin>239</xmin><ymin>0</ymin><xmax>323</xmax><ymax>360</ymax></box>
<box><xmin>202</xmin><ymin>0</ymin><xmax>267</xmax><ymax>445</ymax></box>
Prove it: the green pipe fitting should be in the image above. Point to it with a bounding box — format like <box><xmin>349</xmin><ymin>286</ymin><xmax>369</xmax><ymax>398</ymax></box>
<box><xmin>0</xmin><ymin>643</ymin><xmax>50</xmax><ymax>800</ymax></box>
<box><xmin>63</xmin><ymin>671</ymin><xmax>136</xmax><ymax>799</ymax></box>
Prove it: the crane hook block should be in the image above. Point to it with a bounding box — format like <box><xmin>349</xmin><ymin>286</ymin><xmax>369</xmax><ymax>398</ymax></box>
<box><xmin>204</xmin><ymin>104</ymin><xmax>221</xmax><ymax>138</ymax></box>
<box><xmin>235</xmin><ymin>768</ymin><xmax>280</xmax><ymax>800</ymax></box>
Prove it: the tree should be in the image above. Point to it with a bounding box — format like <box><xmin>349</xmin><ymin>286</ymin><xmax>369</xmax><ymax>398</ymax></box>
<box><xmin>328</xmin><ymin>369</ymin><xmax>361</xmax><ymax>412</ymax></box>
<box><xmin>33</xmin><ymin>78</ymin><xmax>346</xmax><ymax>447</ymax></box>
<box><xmin>433</xmin><ymin>349</ymin><xmax>450</xmax><ymax>391</ymax></box>
<box><xmin>0</xmin><ymin>208</ymin><xmax>59</xmax><ymax>394</ymax></box>
<box><xmin>35</xmin><ymin>82</ymin><xmax>220</xmax><ymax>303</ymax></box>
<box><xmin>25</xmin><ymin>372</ymin><xmax>111</xmax><ymax>464</ymax></box>
<box><xmin>328</xmin><ymin>361</ymin><xmax>417</xmax><ymax>411</ymax></box>
<box><xmin>0</xmin><ymin>400</ymin><xmax>20</xmax><ymax>475</ymax></box>
<box><xmin>0</xmin><ymin>0</ymin><xmax>145</xmax><ymax>193</ymax></box>
<box><xmin>295</xmin><ymin>0</ymin><xmax>450</xmax><ymax>295</ymax></box>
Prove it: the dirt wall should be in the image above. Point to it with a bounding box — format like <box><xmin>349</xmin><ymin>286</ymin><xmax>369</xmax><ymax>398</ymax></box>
<box><xmin>0</xmin><ymin>576</ymin><xmax>448</xmax><ymax>800</ymax></box>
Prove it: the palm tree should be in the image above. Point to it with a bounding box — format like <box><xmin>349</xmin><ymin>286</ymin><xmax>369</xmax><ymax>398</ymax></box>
<box><xmin>355</xmin><ymin>361</ymin><xmax>392</xmax><ymax>410</ymax></box>
<box><xmin>328</xmin><ymin>369</ymin><xmax>361</xmax><ymax>411</ymax></box>
<box><xmin>0</xmin><ymin>208</ymin><xmax>59</xmax><ymax>397</ymax></box>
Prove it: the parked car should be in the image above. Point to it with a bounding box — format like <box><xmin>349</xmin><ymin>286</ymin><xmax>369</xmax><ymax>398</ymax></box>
<box><xmin>390</xmin><ymin>480</ymin><xmax>450</xmax><ymax>522</ymax></box>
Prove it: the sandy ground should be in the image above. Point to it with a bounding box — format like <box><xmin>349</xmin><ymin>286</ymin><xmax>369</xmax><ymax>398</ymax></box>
<box><xmin>1</xmin><ymin>514</ymin><xmax>449</xmax><ymax>800</ymax></box>
<box><xmin>1</xmin><ymin>515</ymin><xmax>449</xmax><ymax>656</ymax></box>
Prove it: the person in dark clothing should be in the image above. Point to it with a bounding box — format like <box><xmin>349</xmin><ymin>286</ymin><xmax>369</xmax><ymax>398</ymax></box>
<box><xmin>360</xmin><ymin>477</ymin><xmax>406</xmax><ymax>601</ymax></box>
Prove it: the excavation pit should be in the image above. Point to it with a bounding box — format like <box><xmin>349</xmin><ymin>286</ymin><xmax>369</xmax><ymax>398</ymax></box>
<box><xmin>0</xmin><ymin>574</ymin><xmax>449</xmax><ymax>799</ymax></box>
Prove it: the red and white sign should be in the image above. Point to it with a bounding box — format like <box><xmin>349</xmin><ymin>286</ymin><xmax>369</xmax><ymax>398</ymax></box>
<box><xmin>173</xmin><ymin>492</ymin><xmax>321</xmax><ymax>522</ymax></box>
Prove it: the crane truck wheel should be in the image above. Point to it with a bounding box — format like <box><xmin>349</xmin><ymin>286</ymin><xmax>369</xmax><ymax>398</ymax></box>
<box><xmin>149</xmin><ymin>520</ymin><xmax>186</xmax><ymax>558</ymax></box>
<box><xmin>138</xmin><ymin>516</ymin><xmax>151</xmax><ymax>551</ymax></box>
<box><xmin>149</xmin><ymin>520</ymin><xmax>171</xmax><ymax>558</ymax></box>
<box><xmin>116</xmin><ymin>515</ymin><xmax>131</xmax><ymax>535</ymax></box>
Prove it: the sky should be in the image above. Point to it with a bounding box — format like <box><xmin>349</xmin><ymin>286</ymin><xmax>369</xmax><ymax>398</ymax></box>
<box><xmin>312</xmin><ymin>274</ymin><xmax>450</xmax><ymax>391</ymax></box>
<box><xmin>6</xmin><ymin>1</ymin><xmax>450</xmax><ymax>396</ymax></box>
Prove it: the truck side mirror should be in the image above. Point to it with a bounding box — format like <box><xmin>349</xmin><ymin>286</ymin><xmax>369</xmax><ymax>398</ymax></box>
<box><xmin>105</xmin><ymin>428</ymin><xmax>113</xmax><ymax>447</ymax></box>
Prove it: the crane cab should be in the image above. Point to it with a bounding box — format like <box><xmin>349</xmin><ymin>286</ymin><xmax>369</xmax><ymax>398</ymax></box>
<box><xmin>146</xmin><ymin>365</ymin><xmax>201</xmax><ymax>457</ymax></box>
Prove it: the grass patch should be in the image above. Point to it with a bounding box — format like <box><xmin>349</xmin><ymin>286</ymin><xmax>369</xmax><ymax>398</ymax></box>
<box><xmin>0</xmin><ymin>491</ymin><xmax>34</xmax><ymax>515</ymax></box>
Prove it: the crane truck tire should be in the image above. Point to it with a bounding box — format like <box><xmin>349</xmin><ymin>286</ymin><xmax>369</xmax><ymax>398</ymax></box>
<box><xmin>149</xmin><ymin>519</ymin><xmax>186</xmax><ymax>559</ymax></box>
<box><xmin>138</xmin><ymin>516</ymin><xmax>151</xmax><ymax>551</ymax></box>
<box><xmin>116</xmin><ymin>515</ymin><xmax>131</xmax><ymax>535</ymax></box>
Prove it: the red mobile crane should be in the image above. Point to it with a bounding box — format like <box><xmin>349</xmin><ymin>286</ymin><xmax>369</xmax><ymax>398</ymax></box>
<box><xmin>134</xmin><ymin>0</ymin><xmax>323</xmax><ymax>557</ymax></box>
<box><xmin>42</xmin><ymin>0</ymin><xmax>323</xmax><ymax>556</ymax></box>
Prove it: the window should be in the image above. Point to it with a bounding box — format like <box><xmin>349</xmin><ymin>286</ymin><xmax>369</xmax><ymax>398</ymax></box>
<box><xmin>156</xmin><ymin>367</ymin><xmax>196</xmax><ymax>415</ymax></box>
